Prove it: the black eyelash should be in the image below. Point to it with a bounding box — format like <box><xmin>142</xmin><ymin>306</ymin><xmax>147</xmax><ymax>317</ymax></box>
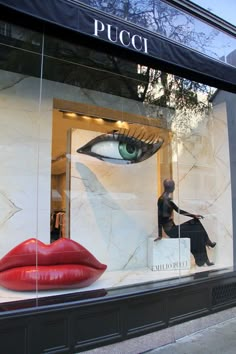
<box><xmin>111</xmin><ymin>129</ymin><xmax>162</xmax><ymax>146</ymax></box>
<box><xmin>112</xmin><ymin>130</ymin><xmax>143</xmax><ymax>148</ymax></box>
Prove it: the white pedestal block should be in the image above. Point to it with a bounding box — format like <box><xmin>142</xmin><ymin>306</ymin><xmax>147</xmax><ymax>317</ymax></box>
<box><xmin>148</xmin><ymin>237</ymin><xmax>191</xmax><ymax>271</ymax></box>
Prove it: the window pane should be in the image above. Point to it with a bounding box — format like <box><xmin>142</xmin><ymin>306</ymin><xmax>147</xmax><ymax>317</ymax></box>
<box><xmin>0</xmin><ymin>22</ymin><xmax>43</xmax><ymax>306</ymax></box>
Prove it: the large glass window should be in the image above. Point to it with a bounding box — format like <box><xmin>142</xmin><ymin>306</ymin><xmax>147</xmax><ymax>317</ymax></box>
<box><xmin>0</xmin><ymin>19</ymin><xmax>233</xmax><ymax>308</ymax></box>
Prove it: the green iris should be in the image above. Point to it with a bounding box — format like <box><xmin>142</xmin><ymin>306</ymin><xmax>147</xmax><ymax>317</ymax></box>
<box><xmin>118</xmin><ymin>142</ymin><xmax>141</xmax><ymax>160</ymax></box>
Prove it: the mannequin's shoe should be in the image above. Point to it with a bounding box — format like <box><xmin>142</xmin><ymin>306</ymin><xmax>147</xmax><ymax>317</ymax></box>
<box><xmin>206</xmin><ymin>260</ymin><xmax>214</xmax><ymax>266</ymax></box>
<box><xmin>207</xmin><ymin>241</ymin><xmax>216</xmax><ymax>248</ymax></box>
<box><xmin>154</xmin><ymin>236</ymin><xmax>162</xmax><ymax>242</ymax></box>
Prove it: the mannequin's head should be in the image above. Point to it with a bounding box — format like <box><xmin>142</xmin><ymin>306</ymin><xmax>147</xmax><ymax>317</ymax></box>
<box><xmin>163</xmin><ymin>178</ymin><xmax>175</xmax><ymax>193</ymax></box>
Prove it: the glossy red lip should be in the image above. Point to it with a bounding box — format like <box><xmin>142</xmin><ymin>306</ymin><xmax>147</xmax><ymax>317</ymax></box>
<box><xmin>0</xmin><ymin>238</ymin><xmax>107</xmax><ymax>291</ymax></box>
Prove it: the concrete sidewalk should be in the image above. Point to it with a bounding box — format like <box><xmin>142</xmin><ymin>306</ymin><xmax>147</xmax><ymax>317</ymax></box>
<box><xmin>144</xmin><ymin>316</ymin><xmax>236</xmax><ymax>354</ymax></box>
<box><xmin>82</xmin><ymin>307</ymin><xmax>236</xmax><ymax>354</ymax></box>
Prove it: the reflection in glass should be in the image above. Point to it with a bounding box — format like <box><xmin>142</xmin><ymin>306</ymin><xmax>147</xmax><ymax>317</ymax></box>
<box><xmin>78</xmin><ymin>0</ymin><xmax>236</xmax><ymax>65</ymax></box>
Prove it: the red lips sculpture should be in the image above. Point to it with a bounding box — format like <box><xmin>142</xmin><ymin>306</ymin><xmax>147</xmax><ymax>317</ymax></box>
<box><xmin>0</xmin><ymin>238</ymin><xmax>107</xmax><ymax>291</ymax></box>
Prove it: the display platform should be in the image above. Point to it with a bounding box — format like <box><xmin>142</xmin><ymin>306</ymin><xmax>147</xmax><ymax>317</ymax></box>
<box><xmin>148</xmin><ymin>237</ymin><xmax>191</xmax><ymax>271</ymax></box>
<box><xmin>0</xmin><ymin>261</ymin><xmax>221</xmax><ymax>305</ymax></box>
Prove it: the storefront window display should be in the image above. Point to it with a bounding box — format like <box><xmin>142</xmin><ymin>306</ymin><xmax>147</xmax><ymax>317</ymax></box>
<box><xmin>0</xmin><ymin>20</ymin><xmax>233</xmax><ymax>306</ymax></box>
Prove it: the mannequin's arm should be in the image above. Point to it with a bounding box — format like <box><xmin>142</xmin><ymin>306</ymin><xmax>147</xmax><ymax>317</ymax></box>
<box><xmin>171</xmin><ymin>201</ymin><xmax>203</xmax><ymax>219</ymax></box>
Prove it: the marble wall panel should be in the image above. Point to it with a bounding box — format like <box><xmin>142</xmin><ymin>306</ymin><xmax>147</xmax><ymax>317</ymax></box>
<box><xmin>70</xmin><ymin>129</ymin><xmax>158</xmax><ymax>270</ymax></box>
<box><xmin>172</xmin><ymin>102</ymin><xmax>233</xmax><ymax>267</ymax></box>
<box><xmin>0</xmin><ymin>72</ymin><xmax>47</xmax><ymax>254</ymax></box>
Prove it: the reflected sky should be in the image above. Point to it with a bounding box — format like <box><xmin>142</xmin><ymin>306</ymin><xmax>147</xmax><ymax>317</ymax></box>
<box><xmin>190</xmin><ymin>0</ymin><xmax>236</xmax><ymax>26</ymax></box>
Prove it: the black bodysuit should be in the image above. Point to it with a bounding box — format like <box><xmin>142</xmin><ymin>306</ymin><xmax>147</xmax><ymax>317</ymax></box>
<box><xmin>158</xmin><ymin>193</ymin><xmax>211</xmax><ymax>266</ymax></box>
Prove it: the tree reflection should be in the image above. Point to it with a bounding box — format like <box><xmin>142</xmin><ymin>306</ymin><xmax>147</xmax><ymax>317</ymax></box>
<box><xmin>0</xmin><ymin>2</ymin><xmax>217</xmax><ymax>136</ymax></box>
<box><xmin>81</xmin><ymin>0</ymin><xmax>219</xmax><ymax>57</ymax></box>
<box><xmin>78</xmin><ymin>0</ymin><xmax>218</xmax><ymax>135</ymax></box>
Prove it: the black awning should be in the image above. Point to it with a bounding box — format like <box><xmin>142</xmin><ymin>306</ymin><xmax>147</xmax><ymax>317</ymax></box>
<box><xmin>0</xmin><ymin>0</ymin><xmax>236</xmax><ymax>93</ymax></box>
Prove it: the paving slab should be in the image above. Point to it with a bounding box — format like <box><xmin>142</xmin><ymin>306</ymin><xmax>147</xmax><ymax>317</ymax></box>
<box><xmin>145</xmin><ymin>317</ymin><xmax>236</xmax><ymax>354</ymax></box>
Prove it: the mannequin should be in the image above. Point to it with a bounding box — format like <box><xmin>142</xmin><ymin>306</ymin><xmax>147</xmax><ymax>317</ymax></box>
<box><xmin>154</xmin><ymin>178</ymin><xmax>216</xmax><ymax>266</ymax></box>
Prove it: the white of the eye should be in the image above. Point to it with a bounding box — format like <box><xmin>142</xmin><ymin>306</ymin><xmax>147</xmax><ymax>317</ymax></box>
<box><xmin>91</xmin><ymin>141</ymin><xmax>121</xmax><ymax>159</ymax></box>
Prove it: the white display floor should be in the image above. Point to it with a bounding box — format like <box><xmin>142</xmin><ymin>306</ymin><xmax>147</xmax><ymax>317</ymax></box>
<box><xmin>0</xmin><ymin>262</ymin><xmax>227</xmax><ymax>305</ymax></box>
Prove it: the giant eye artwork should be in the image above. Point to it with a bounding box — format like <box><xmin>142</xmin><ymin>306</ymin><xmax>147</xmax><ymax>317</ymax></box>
<box><xmin>77</xmin><ymin>129</ymin><xmax>164</xmax><ymax>164</ymax></box>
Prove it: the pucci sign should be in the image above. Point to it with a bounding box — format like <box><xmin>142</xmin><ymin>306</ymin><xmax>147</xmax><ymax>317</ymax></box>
<box><xmin>93</xmin><ymin>19</ymin><xmax>148</xmax><ymax>54</ymax></box>
<box><xmin>1</xmin><ymin>0</ymin><xmax>236</xmax><ymax>93</ymax></box>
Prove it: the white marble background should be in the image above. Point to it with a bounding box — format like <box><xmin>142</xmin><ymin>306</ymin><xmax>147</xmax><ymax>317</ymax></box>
<box><xmin>70</xmin><ymin>129</ymin><xmax>158</xmax><ymax>271</ymax></box>
<box><xmin>0</xmin><ymin>69</ymin><xmax>233</xmax><ymax>300</ymax></box>
<box><xmin>171</xmin><ymin>102</ymin><xmax>233</xmax><ymax>267</ymax></box>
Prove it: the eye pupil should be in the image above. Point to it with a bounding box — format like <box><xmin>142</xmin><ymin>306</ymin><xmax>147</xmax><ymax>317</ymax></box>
<box><xmin>118</xmin><ymin>142</ymin><xmax>140</xmax><ymax>160</ymax></box>
<box><xmin>126</xmin><ymin>144</ymin><xmax>135</xmax><ymax>154</ymax></box>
